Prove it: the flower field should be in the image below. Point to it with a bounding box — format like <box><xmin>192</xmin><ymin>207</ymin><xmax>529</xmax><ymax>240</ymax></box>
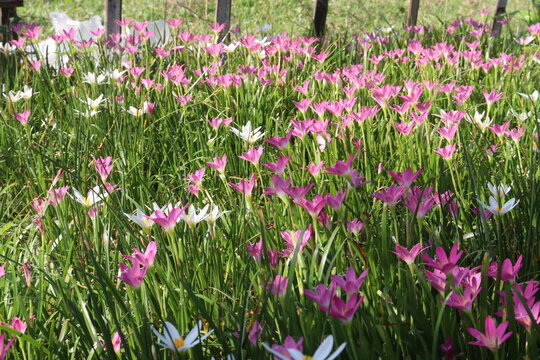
<box><xmin>0</xmin><ymin>9</ymin><xmax>539</xmax><ymax>359</ymax></box>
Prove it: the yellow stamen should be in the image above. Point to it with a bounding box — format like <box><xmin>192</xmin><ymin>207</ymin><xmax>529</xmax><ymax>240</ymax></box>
<box><xmin>173</xmin><ymin>337</ymin><xmax>184</xmax><ymax>349</ymax></box>
<box><xmin>303</xmin><ymin>356</ymin><xmax>313</xmax><ymax>360</ymax></box>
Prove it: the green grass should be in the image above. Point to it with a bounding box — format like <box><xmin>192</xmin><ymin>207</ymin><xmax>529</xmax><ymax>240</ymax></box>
<box><xmin>18</xmin><ymin>0</ymin><xmax>535</xmax><ymax>37</ymax></box>
<box><xmin>1</xmin><ymin>3</ymin><xmax>540</xmax><ymax>360</ymax></box>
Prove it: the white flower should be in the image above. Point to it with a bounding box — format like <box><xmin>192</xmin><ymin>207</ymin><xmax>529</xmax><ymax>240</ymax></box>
<box><xmin>508</xmin><ymin>109</ymin><xmax>532</xmax><ymax>121</ymax></box>
<box><xmin>74</xmin><ymin>109</ymin><xmax>99</xmax><ymax>118</ymax></box>
<box><xmin>4</xmin><ymin>85</ymin><xmax>35</xmax><ymax>103</ymax></box>
<box><xmin>181</xmin><ymin>204</ymin><xmax>209</xmax><ymax>227</ymax></box>
<box><xmin>230</xmin><ymin>121</ymin><xmax>265</xmax><ymax>144</ymax></box>
<box><xmin>105</xmin><ymin>69</ymin><xmax>126</xmax><ymax>81</ymax></box>
<box><xmin>71</xmin><ymin>186</ymin><xmax>109</xmax><ymax>207</ymax></box>
<box><xmin>0</xmin><ymin>42</ymin><xmax>16</xmax><ymax>54</ymax></box>
<box><xmin>152</xmin><ymin>201</ymin><xmax>183</xmax><ymax>215</ymax></box>
<box><xmin>479</xmin><ymin>196</ymin><xmax>519</xmax><ymax>216</ymax></box>
<box><xmin>81</xmin><ymin>94</ymin><xmax>106</xmax><ymax>111</ymax></box>
<box><xmin>487</xmin><ymin>182</ymin><xmax>511</xmax><ymax>199</ymax></box>
<box><xmin>124</xmin><ymin>207</ymin><xmax>154</xmax><ymax>230</ymax></box>
<box><xmin>126</xmin><ymin>102</ymin><xmax>151</xmax><ymax>117</ymax></box>
<box><xmin>517</xmin><ymin>90</ymin><xmax>538</xmax><ymax>103</ymax></box>
<box><xmin>151</xmin><ymin>321</ymin><xmax>213</xmax><ymax>353</ymax></box>
<box><xmin>82</xmin><ymin>72</ymin><xmax>107</xmax><ymax>85</ymax></box>
<box><xmin>126</xmin><ymin>106</ymin><xmax>144</xmax><ymax>117</ymax></box>
<box><xmin>224</xmin><ymin>42</ymin><xmax>240</xmax><ymax>53</ymax></box>
<box><xmin>464</xmin><ymin>111</ymin><xmax>492</xmax><ymax>132</ymax></box>
<box><xmin>514</xmin><ymin>35</ymin><xmax>535</xmax><ymax>46</ymax></box>
<box><xmin>263</xmin><ymin>335</ymin><xmax>346</xmax><ymax>360</ymax></box>
<box><xmin>205</xmin><ymin>206</ymin><xmax>229</xmax><ymax>225</ymax></box>
<box><xmin>19</xmin><ymin>85</ymin><xmax>34</xmax><ymax>100</ymax></box>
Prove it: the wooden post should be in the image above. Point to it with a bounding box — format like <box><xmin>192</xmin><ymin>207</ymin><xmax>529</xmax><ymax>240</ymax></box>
<box><xmin>407</xmin><ymin>0</ymin><xmax>420</xmax><ymax>28</ymax></box>
<box><xmin>215</xmin><ymin>0</ymin><xmax>231</xmax><ymax>43</ymax></box>
<box><xmin>313</xmin><ymin>0</ymin><xmax>329</xmax><ymax>39</ymax></box>
<box><xmin>105</xmin><ymin>0</ymin><xmax>122</xmax><ymax>36</ymax></box>
<box><xmin>0</xmin><ymin>1</ymin><xmax>23</xmax><ymax>27</ymax></box>
<box><xmin>491</xmin><ymin>0</ymin><xmax>508</xmax><ymax>37</ymax></box>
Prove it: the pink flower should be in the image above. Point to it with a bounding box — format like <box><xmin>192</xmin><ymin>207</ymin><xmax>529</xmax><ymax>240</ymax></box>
<box><xmin>262</xmin><ymin>156</ymin><xmax>290</xmax><ymax>174</ymax></box>
<box><xmin>270</xmin><ymin>336</ymin><xmax>304</xmax><ymax>360</ymax></box>
<box><xmin>433</xmin><ymin>144</ymin><xmax>456</xmax><ymax>160</ymax></box>
<box><xmin>228</xmin><ymin>174</ymin><xmax>257</xmax><ymax>197</ymax></box>
<box><xmin>264</xmin><ymin>132</ymin><xmax>292</xmax><ymax>150</ymax></box>
<box><xmin>13</xmin><ymin>110</ymin><xmax>30</xmax><ymax>125</ymax></box>
<box><xmin>206</xmin><ymin>154</ymin><xmax>227</xmax><ymax>174</ymax></box>
<box><xmin>331</xmin><ymin>267</ymin><xmax>368</xmax><ymax>296</ymax></box>
<box><xmin>239</xmin><ymin>146</ymin><xmax>264</xmax><ymax>165</ymax></box>
<box><xmin>59</xmin><ymin>67</ymin><xmax>74</xmax><ymax>77</ymax></box>
<box><xmin>166</xmin><ymin>18</ymin><xmax>183</xmax><ymax>28</ymax></box>
<box><xmin>290</xmin><ymin>119</ymin><xmax>313</xmax><ymax>139</ymax></box>
<box><xmin>1</xmin><ymin>317</ymin><xmax>27</xmax><ymax>333</ymax></box>
<box><xmin>48</xmin><ymin>186</ymin><xmax>69</xmax><ymax>206</ymax></box>
<box><xmin>305</xmin><ymin>283</ymin><xmax>337</xmax><ymax>311</ymax></box>
<box><xmin>117</xmin><ymin>259</ymin><xmax>147</xmax><ymax>289</ymax></box>
<box><xmin>497</xmin><ymin>280</ymin><xmax>540</xmax><ymax>331</ymax></box>
<box><xmin>467</xmin><ymin>316</ymin><xmax>512</xmax><ymax>351</ymax></box>
<box><xmin>346</xmin><ymin>219</ymin><xmax>364</xmax><ymax>234</ymax></box>
<box><xmin>115</xmin><ymin>18</ymin><xmax>133</xmax><ymax>27</ymax></box>
<box><xmin>328</xmin><ymin>293</ymin><xmax>364</xmax><ymax>323</ymax></box>
<box><xmin>0</xmin><ymin>263</ymin><xmax>5</xmax><ymax>278</ymax></box>
<box><xmin>283</xmin><ymin>184</ymin><xmax>313</xmax><ymax>201</ymax></box>
<box><xmin>21</xmin><ymin>263</ymin><xmax>31</xmax><ymax>288</ymax></box>
<box><xmin>422</xmin><ymin>243</ymin><xmax>463</xmax><ymax>274</ymax></box>
<box><xmin>394</xmin><ymin>121</ymin><xmax>415</xmax><ymax>136</ymax></box>
<box><xmin>246</xmin><ymin>238</ymin><xmax>263</xmax><ymax>262</ymax></box>
<box><xmin>388</xmin><ymin>168</ymin><xmax>422</xmax><ymax>187</ymax></box>
<box><xmin>506</xmin><ymin>127</ymin><xmax>525</xmax><ymax>142</ymax></box>
<box><xmin>391</xmin><ymin>243</ymin><xmax>429</xmax><ymax>265</ymax></box>
<box><xmin>293</xmin><ymin>98</ymin><xmax>311</xmax><ymax>113</ymax></box>
<box><xmin>263</xmin><ymin>175</ymin><xmax>291</xmax><ymax>199</ymax></box>
<box><xmin>483</xmin><ymin>89</ymin><xmax>504</xmax><ymax>105</ymax></box>
<box><xmin>187</xmin><ymin>168</ymin><xmax>205</xmax><ymax>187</ymax></box>
<box><xmin>21</xmin><ymin>24</ymin><xmax>42</xmax><ymax>40</ymax></box>
<box><xmin>93</xmin><ymin>156</ymin><xmax>113</xmax><ymax>181</ymax></box>
<box><xmin>487</xmin><ymin>255</ymin><xmax>522</xmax><ymax>283</ymax></box>
<box><xmin>209</xmin><ymin>22</ymin><xmax>226</xmax><ymax>33</ymax></box>
<box><xmin>325</xmin><ymin>153</ymin><xmax>356</xmax><ymax>178</ymax></box>
<box><xmin>402</xmin><ymin>186</ymin><xmax>439</xmax><ymax>218</ymax></box>
<box><xmin>294</xmin><ymin>194</ymin><xmax>326</xmax><ymax>217</ymax></box>
<box><xmin>0</xmin><ymin>334</ymin><xmax>15</xmax><ymax>360</ymax></box>
<box><xmin>441</xmin><ymin>337</ymin><xmax>456</xmax><ymax>360</ymax></box>
<box><xmin>445</xmin><ymin>285</ymin><xmax>481</xmax><ymax>312</ymax></box>
<box><xmin>488</xmin><ymin>121</ymin><xmax>510</xmax><ymax>137</ymax></box>
<box><xmin>437</xmin><ymin>125</ymin><xmax>459</xmax><ymax>142</ymax></box>
<box><xmin>188</xmin><ymin>184</ymin><xmax>199</xmax><ymax>196</ymax></box>
<box><xmin>266</xmin><ymin>274</ymin><xmax>288</xmax><ymax>297</ymax></box>
<box><xmin>371</xmin><ymin>185</ymin><xmax>406</xmax><ymax>206</ymax></box>
<box><xmin>308</xmin><ymin>161</ymin><xmax>325</xmax><ymax>177</ymax></box>
<box><xmin>149</xmin><ymin>204</ymin><xmax>189</xmax><ymax>233</ymax></box>
<box><xmin>324</xmin><ymin>189</ymin><xmax>347</xmax><ymax>210</ymax></box>
<box><xmin>123</xmin><ymin>241</ymin><xmax>157</xmax><ymax>269</ymax></box>
<box><xmin>279</xmin><ymin>226</ymin><xmax>312</xmax><ymax>257</ymax></box>
<box><xmin>248</xmin><ymin>321</ymin><xmax>263</xmax><ymax>345</ymax></box>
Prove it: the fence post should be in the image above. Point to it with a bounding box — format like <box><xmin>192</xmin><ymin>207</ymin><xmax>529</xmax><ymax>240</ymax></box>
<box><xmin>407</xmin><ymin>0</ymin><xmax>420</xmax><ymax>28</ymax></box>
<box><xmin>215</xmin><ymin>0</ymin><xmax>231</xmax><ymax>43</ymax></box>
<box><xmin>105</xmin><ymin>0</ymin><xmax>122</xmax><ymax>36</ymax></box>
<box><xmin>491</xmin><ymin>0</ymin><xmax>508</xmax><ymax>37</ymax></box>
<box><xmin>313</xmin><ymin>0</ymin><xmax>328</xmax><ymax>39</ymax></box>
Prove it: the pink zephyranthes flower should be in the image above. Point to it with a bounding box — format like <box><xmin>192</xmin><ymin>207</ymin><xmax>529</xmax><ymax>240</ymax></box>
<box><xmin>392</xmin><ymin>243</ymin><xmax>429</xmax><ymax>265</ymax></box>
<box><xmin>467</xmin><ymin>316</ymin><xmax>512</xmax><ymax>351</ymax></box>
<box><xmin>93</xmin><ymin>156</ymin><xmax>113</xmax><ymax>181</ymax></box>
